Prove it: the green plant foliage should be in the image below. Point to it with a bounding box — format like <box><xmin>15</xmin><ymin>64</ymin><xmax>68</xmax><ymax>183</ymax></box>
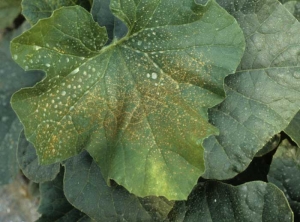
<box><xmin>285</xmin><ymin>111</ymin><xmax>300</xmax><ymax>146</ymax></box>
<box><xmin>0</xmin><ymin>22</ymin><xmax>43</xmax><ymax>185</ymax></box>
<box><xmin>21</xmin><ymin>0</ymin><xmax>92</xmax><ymax>25</ymax></box>
<box><xmin>17</xmin><ymin>130</ymin><xmax>60</xmax><ymax>183</ymax></box>
<box><xmin>168</xmin><ymin>181</ymin><xmax>293</xmax><ymax>222</ymax></box>
<box><xmin>280</xmin><ymin>0</ymin><xmax>300</xmax><ymax>21</ymax></box>
<box><xmin>0</xmin><ymin>0</ymin><xmax>21</xmax><ymax>29</ymax></box>
<box><xmin>255</xmin><ymin>134</ymin><xmax>281</xmax><ymax>157</ymax></box>
<box><xmin>37</xmin><ymin>168</ymin><xmax>92</xmax><ymax>222</ymax></box>
<box><xmin>91</xmin><ymin>0</ymin><xmax>127</xmax><ymax>41</ymax></box>
<box><xmin>268</xmin><ymin>140</ymin><xmax>300</xmax><ymax>221</ymax></box>
<box><xmin>203</xmin><ymin>0</ymin><xmax>300</xmax><ymax>179</ymax></box>
<box><xmin>10</xmin><ymin>1</ymin><xmax>245</xmax><ymax>199</ymax></box>
<box><xmin>2</xmin><ymin>0</ymin><xmax>300</xmax><ymax>220</ymax></box>
<box><xmin>63</xmin><ymin>151</ymin><xmax>174</xmax><ymax>221</ymax></box>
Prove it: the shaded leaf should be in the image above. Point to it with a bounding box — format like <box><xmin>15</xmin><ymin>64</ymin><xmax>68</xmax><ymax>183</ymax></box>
<box><xmin>22</xmin><ymin>0</ymin><xmax>92</xmax><ymax>25</ymax></box>
<box><xmin>0</xmin><ymin>119</ymin><xmax>22</xmax><ymax>185</ymax></box>
<box><xmin>279</xmin><ymin>0</ymin><xmax>300</xmax><ymax>21</ymax></box>
<box><xmin>168</xmin><ymin>181</ymin><xmax>293</xmax><ymax>222</ymax></box>
<box><xmin>268</xmin><ymin>139</ymin><xmax>300</xmax><ymax>221</ymax></box>
<box><xmin>203</xmin><ymin>0</ymin><xmax>300</xmax><ymax>179</ymax></box>
<box><xmin>285</xmin><ymin>111</ymin><xmax>300</xmax><ymax>146</ymax></box>
<box><xmin>37</xmin><ymin>168</ymin><xmax>91</xmax><ymax>222</ymax></box>
<box><xmin>63</xmin><ymin>151</ymin><xmax>173</xmax><ymax>222</ymax></box>
<box><xmin>0</xmin><ymin>0</ymin><xmax>21</xmax><ymax>29</ymax></box>
<box><xmin>224</xmin><ymin>155</ymin><xmax>271</xmax><ymax>186</ymax></box>
<box><xmin>0</xmin><ymin>22</ymin><xmax>43</xmax><ymax>185</ymax></box>
<box><xmin>17</xmin><ymin>130</ymin><xmax>60</xmax><ymax>183</ymax></box>
<box><xmin>91</xmin><ymin>0</ymin><xmax>127</xmax><ymax>41</ymax></box>
<box><xmin>255</xmin><ymin>134</ymin><xmax>281</xmax><ymax>157</ymax></box>
<box><xmin>10</xmin><ymin>1</ymin><xmax>245</xmax><ymax>199</ymax></box>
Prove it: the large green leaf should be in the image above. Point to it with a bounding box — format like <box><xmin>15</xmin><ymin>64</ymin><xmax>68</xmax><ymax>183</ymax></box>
<box><xmin>0</xmin><ymin>0</ymin><xmax>21</xmax><ymax>29</ymax></box>
<box><xmin>168</xmin><ymin>181</ymin><xmax>293</xmax><ymax>222</ymax></box>
<box><xmin>63</xmin><ymin>151</ymin><xmax>173</xmax><ymax>221</ymax></box>
<box><xmin>21</xmin><ymin>0</ymin><xmax>92</xmax><ymax>25</ymax></box>
<box><xmin>37</xmin><ymin>168</ymin><xmax>93</xmax><ymax>222</ymax></box>
<box><xmin>203</xmin><ymin>0</ymin><xmax>300</xmax><ymax>179</ymax></box>
<box><xmin>285</xmin><ymin>111</ymin><xmax>300</xmax><ymax>146</ymax></box>
<box><xmin>11</xmin><ymin>1</ymin><xmax>245</xmax><ymax>199</ymax></box>
<box><xmin>268</xmin><ymin>139</ymin><xmax>300</xmax><ymax>221</ymax></box>
<box><xmin>17</xmin><ymin>130</ymin><xmax>60</xmax><ymax>183</ymax></box>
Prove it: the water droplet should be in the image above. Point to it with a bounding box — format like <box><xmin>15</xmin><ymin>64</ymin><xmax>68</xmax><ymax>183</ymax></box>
<box><xmin>151</xmin><ymin>72</ymin><xmax>157</xmax><ymax>79</ymax></box>
<box><xmin>66</xmin><ymin>58</ymin><xmax>70</xmax><ymax>62</ymax></box>
<box><xmin>147</xmin><ymin>73</ymin><xmax>150</xmax><ymax>78</ymax></box>
<box><xmin>13</xmin><ymin>55</ymin><xmax>18</xmax><ymax>60</ymax></box>
<box><xmin>137</xmin><ymin>40</ymin><xmax>142</xmax><ymax>46</ymax></box>
<box><xmin>61</xmin><ymin>91</ymin><xmax>66</xmax><ymax>96</ymax></box>
<box><xmin>70</xmin><ymin>67</ymin><xmax>79</xmax><ymax>75</ymax></box>
<box><xmin>34</xmin><ymin>45</ymin><xmax>41</xmax><ymax>50</ymax></box>
<box><xmin>46</xmin><ymin>64</ymin><xmax>50</xmax><ymax>67</ymax></box>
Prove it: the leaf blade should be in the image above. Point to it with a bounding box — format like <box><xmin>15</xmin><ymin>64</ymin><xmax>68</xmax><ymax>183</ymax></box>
<box><xmin>11</xmin><ymin>2</ymin><xmax>245</xmax><ymax>199</ymax></box>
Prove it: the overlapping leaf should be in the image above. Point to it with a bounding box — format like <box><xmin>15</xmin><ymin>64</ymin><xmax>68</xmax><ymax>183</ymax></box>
<box><xmin>268</xmin><ymin>140</ymin><xmax>300</xmax><ymax>221</ymax></box>
<box><xmin>285</xmin><ymin>111</ymin><xmax>300</xmax><ymax>146</ymax></box>
<box><xmin>91</xmin><ymin>0</ymin><xmax>127</xmax><ymax>41</ymax></box>
<box><xmin>0</xmin><ymin>0</ymin><xmax>21</xmax><ymax>29</ymax></box>
<box><xmin>280</xmin><ymin>0</ymin><xmax>300</xmax><ymax>21</ymax></box>
<box><xmin>63</xmin><ymin>151</ymin><xmax>173</xmax><ymax>221</ymax></box>
<box><xmin>22</xmin><ymin>0</ymin><xmax>92</xmax><ymax>25</ymax></box>
<box><xmin>11</xmin><ymin>1</ymin><xmax>245</xmax><ymax>199</ymax></box>
<box><xmin>203</xmin><ymin>0</ymin><xmax>300</xmax><ymax>179</ymax></box>
<box><xmin>17</xmin><ymin>130</ymin><xmax>60</xmax><ymax>183</ymax></box>
<box><xmin>37</xmin><ymin>168</ymin><xmax>93</xmax><ymax>222</ymax></box>
<box><xmin>0</xmin><ymin>22</ymin><xmax>43</xmax><ymax>185</ymax></box>
<box><xmin>168</xmin><ymin>181</ymin><xmax>293</xmax><ymax>222</ymax></box>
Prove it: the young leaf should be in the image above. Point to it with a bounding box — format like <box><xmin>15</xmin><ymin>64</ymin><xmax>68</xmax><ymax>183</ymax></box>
<box><xmin>11</xmin><ymin>1</ymin><xmax>245</xmax><ymax>199</ymax></box>
<box><xmin>168</xmin><ymin>181</ymin><xmax>293</xmax><ymax>222</ymax></box>
<box><xmin>17</xmin><ymin>130</ymin><xmax>60</xmax><ymax>183</ymax></box>
<box><xmin>268</xmin><ymin>140</ymin><xmax>300</xmax><ymax>221</ymax></box>
<box><xmin>64</xmin><ymin>151</ymin><xmax>173</xmax><ymax>221</ymax></box>
<box><xmin>203</xmin><ymin>0</ymin><xmax>300</xmax><ymax>180</ymax></box>
<box><xmin>22</xmin><ymin>0</ymin><xmax>92</xmax><ymax>25</ymax></box>
<box><xmin>37</xmin><ymin>168</ymin><xmax>92</xmax><ymax>222</ymax></box>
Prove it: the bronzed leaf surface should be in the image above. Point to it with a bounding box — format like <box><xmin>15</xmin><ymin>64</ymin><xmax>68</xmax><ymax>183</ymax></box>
<box><xmin>11</xmin><ymin>1</ymin><xmax>245</xmax><ymax>199</ymax></box>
